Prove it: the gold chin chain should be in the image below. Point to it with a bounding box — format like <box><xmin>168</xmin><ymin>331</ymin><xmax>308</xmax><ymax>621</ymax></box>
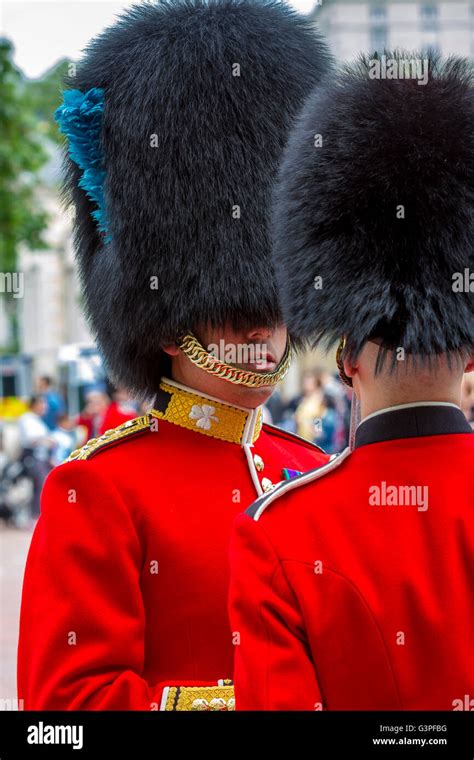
<box><xmin>336</xmin><ymin>336</ymin><xmax>353</xmax><ymax>388</ymax></box>
<box><xmin>176</xmin><ymin>333</ymin><xmax>292</xmax><ymax>388</ymax></box>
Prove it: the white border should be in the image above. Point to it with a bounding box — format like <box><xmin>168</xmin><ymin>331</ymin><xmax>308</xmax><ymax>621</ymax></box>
<box><xmin>359</xmin><ymin>401</ymin><xmax>462</xmax><ymax>427</ymax></box>
<box><xmin>253</xmin><ymin>447</ymin><xmax>352</xmax><ymax>521</ymax></box>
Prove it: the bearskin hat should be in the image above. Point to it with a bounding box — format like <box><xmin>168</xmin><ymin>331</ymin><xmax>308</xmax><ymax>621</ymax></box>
<box><xmin>59</xmin><ymin>0</ymin><xmax>331</xmax><ymax>394</ymax></box>
<box><xmin>273</xmin><ymin>53</ymin><xmax>474</xmax><ymax>361</ymax></box>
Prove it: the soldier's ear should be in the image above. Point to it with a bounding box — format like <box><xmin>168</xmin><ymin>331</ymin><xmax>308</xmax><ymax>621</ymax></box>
<box><xmin>342</xmin><ymin>357</ymin><xmax>358</xmax><ymax>381</ymax></box>
<box><xmin>464</xmin><ymin>357</ymin><xmax>474</xmax><ymax>374</ymax></box>
<box><xmin>162</xmin><ymin>343</ymin><xmax>180</xmax><ymax>357</ymax></box>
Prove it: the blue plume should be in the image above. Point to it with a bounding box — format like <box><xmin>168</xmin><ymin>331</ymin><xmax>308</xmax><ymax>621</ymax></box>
<box><xmin>55</xmin><ymin>88</ymin><xmax>109</xmax><ymax>236</ymax></box>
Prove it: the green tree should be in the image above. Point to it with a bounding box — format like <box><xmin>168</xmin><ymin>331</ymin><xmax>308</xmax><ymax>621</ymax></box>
<box><xmin>0</xmin><ymin>37</ymin><xmax>49</xmax><ymax>350</ymax></box>
<box><xmin>25</xmin><ymin>57</ymin><xmax>70</xmax><ymax>146</ymax></box>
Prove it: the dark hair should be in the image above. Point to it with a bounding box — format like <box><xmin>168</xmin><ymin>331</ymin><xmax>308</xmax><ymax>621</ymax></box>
<box><xmin>323</xmin><ymin>392</ymin><xmax>337</xmax><ymax>411</ymax></box>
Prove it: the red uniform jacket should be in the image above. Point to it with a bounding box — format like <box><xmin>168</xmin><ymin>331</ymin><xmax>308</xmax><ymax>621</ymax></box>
<box><xmin>18</xmin><ymin>378</ymin><xmax>327</xmax><ymax>710</ymax></box>
<box><xmin>229</xmin><ymin>403</ymin><xmax>474</xmax><ymax>710</ymax></box>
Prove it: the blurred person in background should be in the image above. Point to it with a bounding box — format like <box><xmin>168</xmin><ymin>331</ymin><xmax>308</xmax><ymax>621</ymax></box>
<box><xmin>294</xmin><ymin>368</ymin><xmax>326</xmax><ymax>440</ymax></box>
<box><xmin>50</xmin><ymin>414</ymin><xmax>81</xmax><ymax>467</ymax></box>
<box><xmin>76</xmin><ymin>389</ymin><xmax>110</xmax><ymax>440</ymax></box>
<box><xmin>37</xmin><ymin>376</ymin><xmax>65</xmax><ymax>431</ymax></box>
<box><xmin>263</xmin><ymin>389</ymin><xmax>285</xmax><ymax>426</ymax></box>
<box><xmin>267</xmin><ymin>388</ymin><xmax>298</xmax><ymax>431</ymax></box>
<box><xmin>313</xmin><ymin>390</ymin><xmax>340</xmax><ymax>454</ymax></box>
<box><xmin>272</xmin><ymin>369</ymin><xmax>350</xmax><ymax>448</ymax></box>
<box><xmin>18</xmin><ymin>396</ymin><xmax>53</xmax><ymax>518</ymax></box>
<box><xmin>99</xmin><ymin>386</ymin><xmax>138</xmax><ymax>435</ymax></box>
<box><xmin>332</xmin><ymin>375</ymin><xmax>352</xmax><ymax>451</ymax></box>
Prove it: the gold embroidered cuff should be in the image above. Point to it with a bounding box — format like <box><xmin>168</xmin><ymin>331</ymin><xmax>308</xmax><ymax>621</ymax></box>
<box><xmin>160</xmin><ymin>682</ymin><xmax>235</xmax><ymax>711</ymax></box>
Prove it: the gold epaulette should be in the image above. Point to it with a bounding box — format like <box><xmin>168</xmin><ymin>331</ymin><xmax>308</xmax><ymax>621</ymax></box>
<box><xmin>67</xmin><ymin>415</ymin><xmax>152</xmax><ymax>462</ymax></box>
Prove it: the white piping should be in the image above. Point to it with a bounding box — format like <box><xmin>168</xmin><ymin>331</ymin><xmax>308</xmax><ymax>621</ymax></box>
<box><xmin>359</xmin><ymin>401</ymin><xmax>462</xmax><ymax>427</ymax></box>
<box><xmin>243</xmin><ymin>443</ymin><xmax>264</xmax><ymax>497</ymax></box>
<box><xmin>242</xmin><ymin>406</ymin><xmax>258</xmax><ymax>444</ymax></box>
<box><xmin>242</xmin><ymin>406</ymin><xmax>264</xmax><ymax>497</ymax></box>
<box><xmin>253</xmin><ymin>447</ymin><xmax>352</xmax><ymax>521</ymax></box>
<box><xmin>159</xmin><ymin>686</ymin><xmax>170</xmax><ymax>711</ymax></box>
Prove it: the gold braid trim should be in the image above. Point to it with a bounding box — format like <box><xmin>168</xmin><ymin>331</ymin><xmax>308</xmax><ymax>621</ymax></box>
<box><xmin>66</xmin><ymin>415</ymin><xmax>151</xmax><ymax>462</ymax></box>
<box><xmin>176</xmin><ymin>334</ymin><xmax>292</xmax><ymax>388</ymax></box>
<box><xmin>161</xmin><ymin>682</ymin><xmax>235</xmax><ymax>711</ymax></box>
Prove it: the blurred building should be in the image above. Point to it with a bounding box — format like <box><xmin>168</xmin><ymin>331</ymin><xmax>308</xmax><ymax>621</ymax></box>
<box><xmin>19</xmin><ymin>192</ymin><xmax>91</xmax><ymax>378</ymax></box>
<box><xmin>0</xmin><ymin>145</ymin><xmax>92</xmax><ymax>381</ymax></box>
<box><xmin>313</xmin><ymin>0</ymin><xmax>474</xmax><ymax>59</ymax></box>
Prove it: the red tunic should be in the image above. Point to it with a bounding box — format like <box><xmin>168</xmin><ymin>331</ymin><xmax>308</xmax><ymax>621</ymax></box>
<box><xmin>229</xmin><ymin>403</ymin><xmax>474</xmax><ymax>710</ymax></box>
<box><xmin>17</xmin><ymin>378</ymin><xmax>327</xmax><ymax>710</ymax></box>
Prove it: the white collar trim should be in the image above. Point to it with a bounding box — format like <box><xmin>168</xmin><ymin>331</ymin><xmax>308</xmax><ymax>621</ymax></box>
<box><xmin>359</xmin><ymin>401</ymin><xmax>462</xmax><ymax>428</ymax></box>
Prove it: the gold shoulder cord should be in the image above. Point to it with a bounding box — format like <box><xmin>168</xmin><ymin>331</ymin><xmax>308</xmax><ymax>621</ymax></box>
<box><xmin>67</xmin><ymin>415</ymin><xmax>151</xmax><ymax>462</ymax></box>
<box><xmin>176</xmin><ymin>334</ymin><xmax>292</xmax><ymax>388</ymax></box>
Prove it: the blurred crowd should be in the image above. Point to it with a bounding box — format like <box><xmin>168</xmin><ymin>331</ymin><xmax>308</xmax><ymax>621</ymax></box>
<box><xmin>265</xmin><ymin>369</ymin><xmax>352</xmax><ymax>454</ymax></box>
<box><xmin>1</xmin><ymin>369</ymin><xmax>473</xmax><ymax>529</ymax></box>
<box><xmin>1</xmin><ymin>377</ymin><xmax>141</xmax><ymax>528</ymax></box>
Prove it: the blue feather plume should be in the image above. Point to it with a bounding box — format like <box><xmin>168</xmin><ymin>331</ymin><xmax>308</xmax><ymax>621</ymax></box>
<box><xmin>55</xmin><ymin>88</ymin><xmax>108</xmax><ymax>235</ymax></box>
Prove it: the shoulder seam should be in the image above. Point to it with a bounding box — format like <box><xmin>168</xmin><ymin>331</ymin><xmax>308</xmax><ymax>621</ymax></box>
<box><xmin>66</xmin><ymin>415</ymin><xmax>151</xmax><ymax>462</ymax></box>
<box><xmin>248</xmin><ymin>447</ymin><xmax>352</xmax><ymax>521</ymax></box>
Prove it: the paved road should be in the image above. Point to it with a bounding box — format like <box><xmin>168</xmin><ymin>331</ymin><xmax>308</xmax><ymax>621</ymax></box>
<box><xmin>0</xmin><ymin>526</ymin><xmax>33</xmax><ymax>708</ymax></box>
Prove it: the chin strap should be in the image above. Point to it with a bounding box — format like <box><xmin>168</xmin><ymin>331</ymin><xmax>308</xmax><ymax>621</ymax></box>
<box><xmin>336</xmin><ymin>336</ymin><xmax>353</xmax><ymax>388</ymax></box>
<box><xmin>176</xmin><ymin>333</ymin><xmax>292</xmax><ymax>388</ymax></box>
<box><xmin>348</xmin><ymin>393</ymin><xmax>361</xmax><ymax>451</ymax></box>
<box><xmin>336</xmin><ymin>336</ymin><xmax>359</xmax><ymax>450</ymax></box>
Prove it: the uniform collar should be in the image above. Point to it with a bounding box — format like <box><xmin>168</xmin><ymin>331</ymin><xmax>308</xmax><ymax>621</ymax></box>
<box><xmin>355</xmin><ymin>402</ymin><xmax>472</xmax><ymax>449</ymax></box>
<box><xmin>151</xmin><ymin>377</ymin><xmax>263</xmax><ymax>445</ymax></box>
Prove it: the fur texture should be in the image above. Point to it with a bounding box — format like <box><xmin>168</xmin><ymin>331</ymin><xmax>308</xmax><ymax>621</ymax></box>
<box><xmin>63</xmin><ymin>0</ymin><xmax>332</xmax><ymax>393</ymax></box>
<box><xmin>273</xmin><ymin>53</ymin><xmax>474</xmax><ymax>360</ymax></box>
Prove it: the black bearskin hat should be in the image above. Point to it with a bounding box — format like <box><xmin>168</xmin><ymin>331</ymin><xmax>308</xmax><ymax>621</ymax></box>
<box><xmin>61</xmin><ymin>0</ymin><xmax>331</xmax><ymax>394</ymax></box>
<box><xmin>273</xmin><ymin>53</ymin><xmax>474</xmax><ymax>361</ymax></box>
